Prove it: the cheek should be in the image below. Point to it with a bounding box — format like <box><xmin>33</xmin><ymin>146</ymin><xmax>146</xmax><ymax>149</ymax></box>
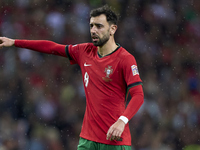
<box><xmin>99</xmin><ymin>28</ymin><xmax>110</xmax><ymax>37</ymax></box>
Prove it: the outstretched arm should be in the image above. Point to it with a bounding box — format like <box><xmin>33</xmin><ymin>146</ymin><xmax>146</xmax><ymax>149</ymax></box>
<box><xmin>0</xmin><ymin>37</ymin><xmax>67</xmax><ymax>57</ymax></box>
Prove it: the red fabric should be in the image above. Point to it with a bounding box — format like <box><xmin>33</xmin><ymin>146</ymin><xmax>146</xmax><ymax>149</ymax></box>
<box><xmin>14</xmin><ymin>40</ymin><xmax>67</xmax><ymax>57</ymax></box>
<box><xmin>122</xmin><ymin>85</ymin><xmax>144</xmax><ymax>120</ymax></box>
<box><xmin>67</xmin><ymin>43</ymin><xmax>144</xmax><ymax>145</ymax></box>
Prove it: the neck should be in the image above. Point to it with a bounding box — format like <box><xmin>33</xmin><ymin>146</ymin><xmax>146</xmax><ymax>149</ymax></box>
<box><xmin>98</xmin><ymin>38</ymin><xmax>118</xmax><ymax>57</ymax></box>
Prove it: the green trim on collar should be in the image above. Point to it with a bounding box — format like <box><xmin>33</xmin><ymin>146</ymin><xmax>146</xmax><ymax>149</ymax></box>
<box><xmin>97</xmin><ymin>44</ymin><xmax>121</xmax><ymax>58</ymax></box>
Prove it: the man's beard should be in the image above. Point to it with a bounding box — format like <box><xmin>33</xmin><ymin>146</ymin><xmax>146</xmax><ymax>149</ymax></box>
<box><xmin>92</xmin><ymin>32</ymin><xmax>110</xmax><ymax>47</ymax></box>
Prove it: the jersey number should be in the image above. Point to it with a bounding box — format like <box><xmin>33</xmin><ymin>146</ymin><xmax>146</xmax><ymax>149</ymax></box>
<box><xmin>84</xmin><ymin>72</ymin><xmax>89</xmax><ymax>87</ymax></box>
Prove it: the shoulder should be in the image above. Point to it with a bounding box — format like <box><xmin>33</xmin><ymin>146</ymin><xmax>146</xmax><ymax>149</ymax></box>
<box><xmin>81</xmin><ymin>43</ymin><xmax>97</xmax><ymax>56</ymax></box>
<box><xmin>116</xmin><ymin>46</ymin><xmax>139</xmax><ymax>71</ymax></box>
<box><xmin>70</xmin><ymin>43</ymin><xmax>94</xmax><ymax>49</ymax></box>
<box><xmin>118</xmin><ymin>46</ymin><xmax>136</xmax><ymax>60</ymax></box>
<box><xmin>78</xmin><ymin>43</ymin><xmax>96</xmax><ymax>51</ymax></box>
<box><xmin>79</xmin><ymin>43</ymin><xmax>94</xmax><ymax>48</ymax></box>
<box><xmin>68</xmin><ymin>43</ymin><xmax>96</xmax><ymax>53</ymax></box>
<box><xmin>85</xmin><ymin>43</ymin><xmax>96</xmax><ymax>51</ymax></box>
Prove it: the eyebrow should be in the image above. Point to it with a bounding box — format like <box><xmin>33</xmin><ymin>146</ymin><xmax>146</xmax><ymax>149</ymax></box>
<box><xmin>90</xmin><ymin>23</ymin><xmax>104</xmax><ymax>27</ymax></box>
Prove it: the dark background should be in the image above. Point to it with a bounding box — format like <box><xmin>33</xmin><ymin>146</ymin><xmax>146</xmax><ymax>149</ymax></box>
<box><xmin>0</xmin><ymin>0</ymin><xmax>200</xmax><ymax>149</ymax></box>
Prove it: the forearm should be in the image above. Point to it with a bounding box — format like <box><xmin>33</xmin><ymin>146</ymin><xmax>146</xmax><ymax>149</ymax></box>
<box><xmin>120</xmin><ymin>85</ymin><xmax>144</xmax><ymax>122</ymax></box>
<box><xmin>107</xmin><ymin>85</ymin><xmax>144</xmax><ymax>140</ymax></box>
<box><xmin>15</xmin><ymin>40</ymin><xmax>67</xmax><ymax>57</ymax></box>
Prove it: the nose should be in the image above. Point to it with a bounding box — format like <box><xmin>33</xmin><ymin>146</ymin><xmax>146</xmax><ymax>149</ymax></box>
<box><xmin>90</xmin><ymin>26</ymin><xmax>97</xmax><ymax>34</ymax></box>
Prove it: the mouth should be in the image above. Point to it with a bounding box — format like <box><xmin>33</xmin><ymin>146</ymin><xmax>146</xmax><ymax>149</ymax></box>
<box><xmin>91</xmin><ymin>35</ymin><xmax>99</xmax><ymax>42</ymax></box>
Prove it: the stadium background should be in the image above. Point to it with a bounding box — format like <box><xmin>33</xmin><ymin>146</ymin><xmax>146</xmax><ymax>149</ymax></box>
<box><xmin>0</xmin><ymin>0</ymin><xmax>200</xmax><ymax>149</ymax></box>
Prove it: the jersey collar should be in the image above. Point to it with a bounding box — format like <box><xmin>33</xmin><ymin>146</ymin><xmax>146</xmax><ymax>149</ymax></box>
<box><xmin>97</xmin><ymin>43</ymin><xmax>121</xmax><ymax>58</ymax></box>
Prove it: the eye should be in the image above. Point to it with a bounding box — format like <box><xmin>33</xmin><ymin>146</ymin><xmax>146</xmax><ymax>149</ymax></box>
<box><xmin>96</xmin><ymin>24</ymin><xmax>103</xmax><ymax>29</ymax></box>
<box><xmin>90</xmin><ymin>24</ymin><xmax>93</xmax><ymax>29</ymax></box>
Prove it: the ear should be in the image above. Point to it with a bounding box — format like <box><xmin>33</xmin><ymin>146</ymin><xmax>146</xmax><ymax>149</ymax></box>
<box><xmin>110</xmin><ymin>24</ymin><xmax>117</xmax><ymax>36</ymax></box>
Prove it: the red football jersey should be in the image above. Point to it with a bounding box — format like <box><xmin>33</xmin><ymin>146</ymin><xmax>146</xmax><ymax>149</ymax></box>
<box><xmin>66</xmin><ymin>43</ymin><xmax>142</xmax><ymax>145</ymax></box>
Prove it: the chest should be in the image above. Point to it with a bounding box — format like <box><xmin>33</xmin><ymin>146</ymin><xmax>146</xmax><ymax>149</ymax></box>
<box><xmin>80</xmin><ymin>54</ymin><xmax>123</xmax><ymax>86</ymax></box>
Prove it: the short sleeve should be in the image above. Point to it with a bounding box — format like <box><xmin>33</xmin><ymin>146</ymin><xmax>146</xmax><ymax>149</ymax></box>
<box><xmin>122</xmin><ymin>55</ymin><xmax>142</xmax><ymax>90</ymax></box>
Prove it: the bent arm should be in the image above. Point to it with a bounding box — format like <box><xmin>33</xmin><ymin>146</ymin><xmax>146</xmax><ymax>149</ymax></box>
<box><xmin>106</xmin><ymin>85</ymin><xmax>144</xmax><ymax>141</ymax></box>
<box><xmin>120</xmin><ymin>84</ymin><xmax>144</xmax><ymax>122</ymax></box>
<box><xmin>0</xmin><ymin>37</ymin><xmax>67</xmax><ymax>57</ymax></box>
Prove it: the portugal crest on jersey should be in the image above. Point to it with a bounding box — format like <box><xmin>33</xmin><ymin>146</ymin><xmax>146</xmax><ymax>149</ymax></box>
<box><xmin>102</xmin><ymin>65</ymin><xmax>113</xmax><ymax>82</ymax></box>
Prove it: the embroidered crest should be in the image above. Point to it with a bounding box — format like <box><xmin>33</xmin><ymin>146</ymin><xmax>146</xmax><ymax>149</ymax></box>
<box><xmin>131</xmin><ymin>65</ymin><xmax>139</xmax><ymax>76</ymax></box>
<box><xmin>102</xmin><ymin>65</ymin><xmax>113</xmax><ymax>82</ymax></box>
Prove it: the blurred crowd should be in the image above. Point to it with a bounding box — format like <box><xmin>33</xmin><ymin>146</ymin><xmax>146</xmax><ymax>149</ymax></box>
<box><xmin>0</xmin><ymin>0</ymin><xmax>200</xmax><ymax>150</ymax></box>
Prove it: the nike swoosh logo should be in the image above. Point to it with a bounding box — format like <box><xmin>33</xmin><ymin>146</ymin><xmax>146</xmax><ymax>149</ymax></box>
<box><xmin>84</xmin><ymin>63</ymin><xmax>92</xmax><ymax>66</ymax></box>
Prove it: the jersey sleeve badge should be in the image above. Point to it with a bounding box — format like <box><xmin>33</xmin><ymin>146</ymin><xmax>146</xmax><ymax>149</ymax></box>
<box><xmin>131</xmin><ymin>65</ymin><xmax>139</xmax><ymax>76</ymax></box>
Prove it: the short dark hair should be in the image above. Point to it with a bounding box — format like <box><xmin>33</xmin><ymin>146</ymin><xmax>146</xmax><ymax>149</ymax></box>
<box><xmin>90</xmin><ymin>5</ymin><xmax>118</xmax><ymax>25</ymax></box>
